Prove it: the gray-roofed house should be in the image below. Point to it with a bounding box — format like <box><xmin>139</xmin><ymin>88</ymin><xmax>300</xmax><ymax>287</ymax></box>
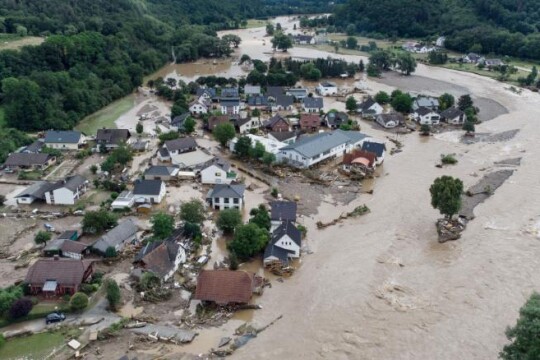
<box><xmin>412</xmin><ymin>107</ymin><xmax>440</xmax><ymax>125</ymax></box>
<box><xmin>196</xmin><ymin>88</ymin><xmax>217</xmax><ymax>102</ymax></box>
<box><xmin>247</xmin><ymin>95</ymin><xmax>269</xmax><ymax>108</ymax></box>
<box><xmin>4</xmin><ymin>153</ymin><xmax>56</xmax><ymax>171</ymax></box>
<box><xmin>271</xmin><ymin>95</ymin><xmax>294</xmax><ymax>111</ymax></box>
<box><xmin>200</xmin><ymin>158</ymin><xmax>237</xmax><ymax>184</ymax></box>
<box><xmin>375</xmin><ymin>113</ymin><xmax>404</xmax><ymax>129</ymax></box>
<box><xmin>22</xmin><ymin>140</ymin><xmax>45</xmax><ymax>154</ymax></box>
<box><xmin>324</xmin><ymin>111</ymin><xmax>349</xmax><ymax>128</ymax></box>
<box><xmin>133</xmin><ymin>238</ymin><xmax>186</xmax><ymax>281</ymax></box>
<box><xmin>356</xmin><ymin>97</ymin><xmax>383</xmax><ymax>118</ymax></box>
<box><xmin>221</xmin><ymin>88</ymin><xmax>239</xmax><ymax>98</ymax></box>
<box><xmin>96</xmin><ymin>129</ymin><xmax>131</xmax><ymax>151</ymax></box>
<box><xmin>277</xmin><ymin>129</ymin><xmax>368</xmax><ymax>168</ymax></box>
<box><xmin>220</xmin><ymin>98</ymin><xmax>240</xmax><ymax>115</ymax></box>
<box><xmin>412</xmin><ymin>96</ymin><xmax>440</xmax><ymax>111</ymax></box>
<box><xmin>163</xmin><ymin>137</ymin><xmax>197</xmax><ymax>156</ymax></box>
<box><xmin>264</xmin><ymin>221</ymin><xmax>302</xmax><ymax>267</ymax></box>
<box><xmin>270</xmin><ymin>201</ymin><xmax>297</xmax><ymax>230</ymax></box>
<box><xmin>293</xmin><ymin>34</ymin><xmax>315</xmax><ymax>45</ymax></box>
<box><xmin>43</xmin><ymin>239</ymin><xmax>89</xmax><ymax>260</ymax></box>
<box><xmin>170</xmin><ymin>113</ymin><xmax>192</xmax><ymax>132</ymax></box>
<box><xmin>15</xmin><ymin>181</ymin><xmax>56</xmax><ymax>204</ymax></box>
<box><xmin>303</xmin><ymin>97</ymin><xmax>324</xmax><ymax>113</ymax></box>
<box><xmin>440</xmin><ymin>106</ymin><xmax>465</xmax><ymax>125</ymax></box>
<box><xmin>268</xmin><ymin>131</ymin><xmax>297</xmax><ymax>144</ymax></box>
<box><xmin>286</xmin><ymin>88</ymin><xmax>309</xmax><ymax>100</ymax></box>
<box><xmin>206</xmin><ymin>184</ymin><xmax>245</xmax><ymax>210</ymax></box>
<box><xmin>144</xmin><ymin>166</ymin><xmax>180</xmax><ymax>181</ymax></box>
<box><xmin>316</xmin><ymin>82</ymin><xmax>338</xmax><ymax>96</ymax></box>
<box><xmin>235</xmin><ymin>117</ymin><xmax>262</xmax><ymax>134</ymax></box>
<box><xmin>44</xmin><ymin>130</ymin><xmax>84</xmax><ymax>150</ymax></box>
<box><xmin>92</xmin><ymin>219</ymin><xmax>138</xmax><ymax>255</ymax></box>
<box><xmin>361</xmin><ymin>141</ymin><xmax>386</xmax><ymax>165</ymax></box>
<box><xmin>244</xmin><ymin>85</ymin><xmax>261</xmax><ymax>96</ymax></box>
<box><xmin>266</xmin><ymin>86</ymin><xmax>284</xmax><ymax>99</ymax></box>
<box><xmin>483</xmin><ymin>58</ymin><xmax>505</xmax><ymax>69</ymax></box>
<box><xmin>44</xmin><ymin>175</ymin><xmax>88</xmax><ymax>205</ymax></box>
<box><xmin>133</xmin><ymin>179</ymin><xmax>166</xmax><ymax>204</ymax></box>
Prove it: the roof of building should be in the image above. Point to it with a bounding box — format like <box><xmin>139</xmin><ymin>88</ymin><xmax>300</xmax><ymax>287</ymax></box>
<box><xmin>263</xmin><ymin>115</ymin><xmax>289</xmax><ymax>129</ymax></box>
<box><xmin>96</xmin><ymin>129</ymin><xmax>130</xmax><ymax>145</ymax></box>
<box><xmin>144</xmin><ymin>166</ymin><xmax>179</xmax><ymax>177</ymax></box>
<box><xmin>204</xmin><ymin>157</ymin><xmax>231</xmax><ymax>172</ymax></box>
<box><xmin>189</xmin><ymin>100</ymin><xmax>209</xmax><ymax>109</ymax></box>
<box><xmin>263</xmin><ymin>244</ymin><xmax>292</xmax><ymax>265</ymax></box>
<box><xmin>415</xmin><ymin>106</ymin><xmax>436</xmax><ymax>116</ymax></box>
<box><xmin>286</xmin><ymin>88</ymin><xmax>308</xmax><ymax>96</ymax></box>
<box><xmin>343</xmin><ymin>149</ymin><xmax>376</xmax><ymax>167</ymax></box>
<box><xmin>221</xmin><ymin>88</ymin><xmax>239</xmax><ymax>98</ymax></box>
<box><xmin>196</xmin><ymin>88</ymin><xmax>217</xmax><ymax>98</ymax></box>
<box><xmin>270</xmin><ymin>201</ymin><xmax>297</xmax><ymax>222</ymax></box>
<box><xmin>23</xmin><ymin>140</ymin><xmax>45</xmax><ymax>153</ymax></box>
<box><xmin>361</xmin><ymin>141</ymin><xmax>386</xmax><ymax>157</ymax></box>
<box><xmin>208</xmin><ymin>115</ymin><xmax>231</xmax><ymax>130</ymax></box>
<box><xmin>274</xmin><ymin>95</ymin><xmax>294</xmax><ymax>108</ymax></box>
<box><xmin>171</xmin><ymin>113</ymin><xmax>190</xmax><ymax>126</ymax></box>
<box><xmin>133</xmin><ymin>179</ymin><xmax>164</xmax><ymax>196</ymax></box>
<box><xmin>159</xmin><ymin>147</ymin><xmax>170</xmax><ymax>158</ymax></box>
<box><xmin>414</xmin><ymin>96</ymin><xmax>439</xmax><ymax>108</ymax></box>
<box><xmin>244</xmin><ymin>85</ymin><xmax>261</xmax><ymax>95</ymax></box>
<box><xmin>271</xmin><ymin>221</ymin><xmax>302</xmax><ymax>247</ymax></box>
<box><xmin>136</xmin><ymin>240</ymin><xmax>180</xmax><ymax>278</ymax></box>
<box><xmin>208</xmin><ymin>184</ymin><xmax>245</xmax><ymax>199</ymax></box>
<box><xmin>247</xmin><ymin>95</ymin><xmax>269</xmax><ymax>107</ymax></box>
<box><xmin>303</xmin><ymin>97</ymin><xmax>323</xmax><ymax>109</ymax></box>
<box><xmin>194</xmin><ymin>270</ymin><xmax>256</xmax><ymax>305</ymax></box>
<box><xmin>44</xmin><ymin>130</ymin><xmax>82</xmax><ymax>144</ymax></box>
<box><xmin>15</xmin><ymin>181</ymin><xmax>54</xmax><ymax>200</ymax></box>
<box><xmin>92</xmin><ymin>219</ymin><xmax>138</xmax><ymax>253</ymax></box>
<box><xmin>60</xmin><ymin>175</ymin><xmax>86</xmax><ymax>192</ymax></box>
<box><xmin>60</xmin><ymin>240</ymin><xmax>89</xmax><ymax>254</ymax></box>
<box><xmin>440</xmin><ymin>106</ymin><xmax>464</xmax><ymax>119</ymax></box>
<box><xmin>299</xmin><ymin>114</ymin><xmax>321</xmax><ymax>128</ymax></box>
<box><xmin>377</xmin><ymin>113</ymin><xmax>404</xmax><ymax>125</ymax></box>
<box><xmin>165</xmin><ymin>137</ymin><xmax>197</xmax><ymax>152</ymax></box>
<box><xmin>280</xmin><ymin>130</ymin><xmax>367</xmax><ymax>159</ymax></box>
<box><xmin>358</xmin><ymin>97</ymin><xmax>379</xmax><ymax>112</ymax></box>
<box><xmin>319</xmin><ymin>81</ymin><xmax>337</xmax><ymax>88</ymax></box>
<box><xmin>58</xmin><ymin>230</ymin><xmax>78</xmax><ymax>240</ymax></box>
<box><xmin>266</xmin><ymin>86</ymin><xmax>284</xmax><ymax>98</ymax></box>
<box><xmin>325</xmin><ymin>111</ymin><xmax>348</xmax><ymax>126</ymax></box>
<box><xmin>294</xmin><ymin>34</ymin><xmax>313</xmax><ymax>42</ymax></box>
<box><xmin>220</xmin><ymin>98</ymin><xmax>240</xmax><ymax>107</ymax></box>
<box><xmin>4</xmin><ymin>153</ymin><xmax>53</xmax><ymax>167</ymax></box>
<box><xmin>25</xmin><ymin>258</ymin><xmax>93</xmax><ymax>285</ymax></box>
<box><xmin>269</xmin><ymin>131</ymin><xmax>296</xmax><ymax>142</ymax></box>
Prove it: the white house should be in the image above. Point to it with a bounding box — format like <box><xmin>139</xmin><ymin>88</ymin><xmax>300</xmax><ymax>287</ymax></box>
<box><xmin>111</xmin><ymin>191</ymin><xmax>135</xmax><ymax>210</ymax></box>
<box><xmin>376</xmin><ymin>113</ymin><xmax>404</xmax><ymax>129</ymax></box>
<box><xmin>303</xmin><ymin>97</ymin><xmax>324</xmax><ymax>113</ymax></box>
<box><xmin>413</xmin><ymin>107</ymin><xmax>440</xmax><ymax>125</ymax></box>
<box><xmin>263</xmin><ymin>221</ymin><xmax>302</xmax><ymax>267</ymax></box>
<box><xmin>44</xmin><ymin>175</ymin><xmax>87</xmax><ymax>205</ymax></box>
<box><xmin>277</xmin><ymin>130</ymin><xmax>368</xmax><ymax>168</ymax></box>
<box><xmin>189</xmin><ymin>100</ymin><xmax>209</xmax><ymax>115</ymax></box>
<box><xmin>133</xmin><ymin>179</ymin><xmax>166</xmax><ymax>204</ymax></box>
<box><xmin>361</xmin><ymin>141</ymin><xmax>386</xmax><ymax>166</ymax></box>
<box><xmin>440</xmin><ymin>107</ymin><xmax>466</xmax><ymax>125</ymax></box>
<box><xmin>236</xmin><ymin>117</ymin><xmax>262</xmax><ymax>134</ymax></box>
<box><xmin>92</xmin><ymin>219</ymin><xmax>138</xmax><ymax>255</ymax></box>
<box><xmin>44</xmin><ymin>131</ymin><xmax>84</xmax><ymax>150</ymax></box>
<box><xmin>316</xmin><ymin>81</ymin><xmax>338</xmax><ymax>96</ymax></box>
<box><xmin>200</xmin><ymin>158</ymin><xmax>237</xmax><ymax>184</ymax></box>
<box><xmin>206</xmin><ymin>184</ymin><xmax>245</xmax><ymax>210</ymax></box>
<box><xmin>134</xmin><ymin>238</ymin><xmax>186</xmax><ymax>282</ymax></box>
<box><xmin>220</xmin><ymin>99</ymin><xmax>240</xmax><ymax>115</ymax></box>
<box><xmin>229</xmin><ymin>134</ymin><xmax>286</xmax><ymax>155</ymax></box>
<box><xmin>357</xmin><ymin>97</ymin><xmax>383</xmax><ymax>118</ymax></box>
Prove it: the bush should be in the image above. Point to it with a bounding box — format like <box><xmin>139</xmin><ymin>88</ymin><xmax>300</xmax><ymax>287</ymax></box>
<box><xmin>105</xmin><ymin>279</ymin><xmax>121</xmax><ymax>311</ymax></box>
<box><xmin>271</xmin><ymin>187</ymin><xmax>279</xmax><ymax>198</ymax></box>
<box><xmin>70</xmin><ymin>292</ymin><xmax>89</xmax><ymax>311</ymax></box>
<box><xmin>80</xmin><ymin>283</ymin><xmax>95</xmax><ymax>295</ymax></box>
<box><xmin>183</xmin><ymin>222</ymin><xmax>201</xmax><ymax>239</ymax></box>
<box><xmin>9</xmin><ymin>298</ymin><xmax>33</xmax><ymax>319</ymax></box>
<box><xmin>180</xmin><ymin>199</ymin><xmax>205</xmax><ymax>224</ymax></box>
<box><xmin>139</xmin><ymin>272</ymin><xmax>160</xmax><ymax>291</ymax></box>
<box><xmin>105</xmin><ymin>246</ymin><xmax>117</xmax><ymax>258</ymax></box>
<box><xmin>440</xmin><ymin>154</ymin><xmax>458</xmax><ymax>165</ymax></box>
<box><xmin>34</xmin><ymin>231</ymin><xmax>52</xmax><ymax>245</ymax></box>
<box><xmin>216</xmin><ymin>209</ymin><xmax>242</xmax><ymax>234</ymax></box>
<box><xmin>92</xmin><ymin>271</ymin><xmax>104</xmax><ymax>285</ymax></box>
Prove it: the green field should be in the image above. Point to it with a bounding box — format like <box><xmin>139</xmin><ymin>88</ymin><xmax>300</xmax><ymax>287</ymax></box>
<box><xmin>0</xmin><ymin>332</ymin><xmax>65</xmax><ymax>360</ymax></box>
<box><xmin>246</xmin><ymin>19</ymin><xmax>268</xmax><ymax>29</ymax></box>
<box><xmin>76</xmin><ymin>95</ymin><xmax>135</xmax><ymax>135</ymax></box>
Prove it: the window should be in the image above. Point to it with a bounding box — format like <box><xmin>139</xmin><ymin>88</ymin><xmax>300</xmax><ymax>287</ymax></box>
<box><xmin>215</xmin><ymin>172</ymin><xmax>221</xmax><ymax>176</ymax></box>
<box><xmin>224</xmin><ymin>198</ymin><xmax>230</xmax><ymax>204</ymax></box>
<box><xmin>233</xmin><ymin>198</ymin><xmax>239</xmax><ymax>204</ymax></box>
<box><xmin>214</xmin><ymin>197</ymin><xmax>220</xmax><ymax>203</ymax></box>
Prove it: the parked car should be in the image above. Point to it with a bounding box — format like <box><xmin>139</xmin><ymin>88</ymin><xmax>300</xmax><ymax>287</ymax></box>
<box><xmin>45</xmin><ymin>312</ymin><xmax>66</xmax><ymax>324</ymax></box>
<box><xmin>44</xmin><ymin>223</ymin><xmax>55</xmax><ymax>232</ymax></box>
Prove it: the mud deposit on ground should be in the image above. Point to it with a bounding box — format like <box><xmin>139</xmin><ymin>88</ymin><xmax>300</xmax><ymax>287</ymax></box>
<box><xmin>462</xmin><ymin>129</ymin><xmax>520</xmax><ymax>144</ymax></box>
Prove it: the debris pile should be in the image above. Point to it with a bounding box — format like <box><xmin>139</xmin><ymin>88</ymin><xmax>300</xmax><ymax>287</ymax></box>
<box><xmin>316</xmin><ymin>205</ymin><xmax>370</xmax><ymax>229</ymax></box>
<box><xmin>436</xmin><ymin>218</ymin><xmax>466</xmax><ymax>243</ymax></box>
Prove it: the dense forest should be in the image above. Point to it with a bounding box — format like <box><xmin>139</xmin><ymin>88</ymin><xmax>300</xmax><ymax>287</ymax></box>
<box><xmin>333</xmin><ymin>0</ymin><xmax>540</xmax><ymax>60</ymax></box>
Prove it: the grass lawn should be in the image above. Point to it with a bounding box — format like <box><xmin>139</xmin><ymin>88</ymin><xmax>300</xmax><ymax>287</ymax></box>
<box><xmin>246</xmin><ymin>19</ymin><xmax>268</xmax><ymax>29</ymax></box>
<box><xmin>75</xmin><ymin>95</ymin><xmax>135</xmax><ymax>135</ymax></box>
<box><xmin>0</xmin><ymin>332</ymin><xmax>65</xmax><ymax>360</ymax></box>
<box><xmin>0</xmin><ymin>34</ymin><xmax>44</xmax><ymax>51</ymax></box>
<box><xmin>18</xmin><ymin>170</ymin><xmax>43</xmax><ymax>180</ymax></box>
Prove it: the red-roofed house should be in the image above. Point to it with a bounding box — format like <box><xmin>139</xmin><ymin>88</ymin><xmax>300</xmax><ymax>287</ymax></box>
<box><xmin>194</xmin><ymin>270</ymin><xmax>263</xmax><ymax>305</ymax></box>
<box><xmin>299</xmin><ymin>114</ymin><xmax>321</xmax><ymax>132</ymax></box>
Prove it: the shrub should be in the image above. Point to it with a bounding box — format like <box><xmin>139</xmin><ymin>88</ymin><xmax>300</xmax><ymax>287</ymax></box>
<box><xmin>105</xmin><ymin>246</ymin><xmax>117</xmax><ymax>258</ymax></box>
<box><xmin>9</xmin><ymin>298</ymin><xmax>33</xmax><ymax>319</ymax></box>
<box><xmin>216</xmin><ymin>209</ymin><xmax>242</xmax><ymax>234</ymax></box>
<box><xmin>105</xmin><ymin>279</ymin><xmax>121</xmax><ymax>311</ymax></box>
<box><xmin>441</xmin><ymin>154</ymin><xmax>458</xmax><ymax>165</ymax></box>
<box><xmin>80</xmin><ymin>284</ymin><xmax>95</xmax><ymax>295</ymax></box>
<box><xmin>271</xmin><ymin>187</ymin><xmax>279</xmax><ymax>198</ymax></box>
<box><xmin>92</xmin><ymin>271</ymin><xmax>104</xmax><ymax>285</ymax></box>
<box><xmin>34</xmin><ymin>231</ymin><xmax>52</xmax><ymax>245</ymax></box>
<box><xmin>70</xmin><ymin>292</ymin><xmax>89</xmax><ymax>311</ymax></box>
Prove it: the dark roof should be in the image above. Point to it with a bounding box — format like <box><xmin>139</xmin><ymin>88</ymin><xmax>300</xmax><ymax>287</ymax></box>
<box><xmin>25</xmin><ymin>258</ymin><xmax>93</xmax><ymax>285</ymax></box>
<box><xmin>263</xmin><ymin>115</ymin><xmax>289</xmax><ymax>129</ymax></box>
<box><xmin>358</xmin><ymin>97</ymin><xmax>378</xmax><ymax>112</ymax></box>
<box><xmin>59</xmin><ymin>175</ymin><xmax>86</xmax><ymax>192</ymax></box>
<box><xmin>208</xmin><ymin>184</ymin><xmax>245</xmax><ymax>199</ymax></box>
<box><xmin>23</xmin><ymin>140</ymin><xmax>45</xmax><ymax>153</ymax></box>
<box><xmin>144</xmin><ymin>166</ymin><xmax>178</xmax><ymax>177</ymax></box>
<box><xmin>93</xmin><ymin>219</ymin><xmax>138</xmax><ymax>253</ymax></box>
<box><xmin>171</xmin><ymin>113</ymin><xmax>190</xmax><ymax>126</ymax></box>
<box><xmin>60</xmin><ymin>240</ymin><xmax>89</xmax><ymax>254</ymax></box>
<box><xmin>44</xmin><ymin>131</ymin><xmax>82</xmax><ymax>144</ymax></box>
<box><xmin>196</xmin><ymin>88</ymin><xmax>217</xmax><ymax>98</ymax></box>
<box><xmin>194</xmin><ymin>270</ymin><xmax>255</xmax><ymax>305</ymax></box>
<box><xmin>377</xmin><ymin>113</ymin><xmax>404</xmax><ymax>125</ymax></box>
<box><xmin>274</xmin><ymin>95</ymin><xmax>294</xmax><ymax>107</ymax></box>
<box><xmin>4</xmin><ymin>153</ymin><xmax>53</xmax><ymax>167</ymax></box>
<box><xmin>96</xmin><ymin>129</ymin><xmax>130</xmax><ymax>145</ymax></box>
<box><xmin>440</xmin><ymin>106</ymin><xmax>464</xmax><ymax>119</ymax></box>
<box><xmin>159</xmin><ymin>147</ymin><xmax>170</xmax><ymax>158</ymax></box>
<box><xmin>415</xmin><ymin>106</ymin><xmax>435</xmax><ymax>116</ymax></box>
<box><xmin>133</xmin><ymin>179</ymin><xmax>164</xmax><ymax>196</ymax></box>
<box><xmin>263</xmin><ymin>244</ymin><xmax>292</xmax><ymax>265</ymax></box>
<box><xmin>58</xmin><ymin>230</ymin><xmax>78</xmax><ymax>240</ymax></box>
<box><xmin>271</xmin><ymin>221</ymin><xmax>301</xmax><ymax>247</ymax></box>
<box><xmin>266</xmin><ymin>86</ymin><xmax>284</xmax><ymax>98</ymax></box>
<box><xmin>325</xmin><ymin>111</ymin><xmax>348</xmax><ymax>126</ymax></box>
<box><xmin>269</xmin><ymin>131</ymin><xmax>296</xmax><ymax>142</ymax></box>
<box><xmin>270</xmin><ymin>201</ymin><xmax>297</xmax><ymax>222</ymax></box>
<box><xmin>165</xmin><ymin>137</ymin><xmax>197</xmax><ymax>152</ymax></box>
<box><xmin>15</xmin><ymin>181</ymin><xmax>55</xmax><ymax>200</ymax></box>
<box><xmin>221</xmin><ymin>98</ymin><xmax>240</xmax><ymax>107</ymax></box>
<box><xmin>299</xmin><ymin>114</ymin><xmax>321</xmax><ymax>129</ymax></box>
<box><xmin>220</xmin><ymin>88</ymin><xmax>239</xmax><ymax>98</ymax></box>
<box><xmin>136</xmin><ymin>241</ymin><xmax>180</xmax><ymax>278</ymax></box>
<box><xmin>361</xmin><ymin>141</ymin><xmax>386</xmax><ymax>157</ymax></box>
<box><xmin>303</xmin><ymin>97</ymin><xmax>323</xmax><ymax>109</ymax></box>
<box><xmin>207</xmin><ymin>157</ymin><xmax>231</xmax><ymax>172</ymax></box>
<box><xmin>294</xmin><ymin>35</ymin><xmax>313</xmax><ymax>42</ymax></box>
<box><xmin>247</xmin><ymin>95</ymin><xmax>269</xmax><ymax>106</ymax></box>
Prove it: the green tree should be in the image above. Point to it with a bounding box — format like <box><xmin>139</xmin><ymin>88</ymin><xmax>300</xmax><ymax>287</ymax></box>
<box><xmin>369</xmin><ymin>50</ymin><xmax>392</xmax><ymax>71</ymax></box>
<box><xmin>250</xmin><ymin>141</ymin><xmax>266</xmax><ymax>159</ymax></box>
<box><xmin>345</xmin><ymin>96</ymin><xmax>358</xmax><ymax>112</ymax></box>
<box><xmin>420</xmin><ymin>124</ymin><xmax>431</xmax><ymax>135</ymax></box>
<box><xmin>0</xmin><ymin>286</ymin><xmax>23</xmax><ymax>316</ymax></box>
<box><xmin>180</xmin><ymin>199</ymin><xmax>205</xmax><ymax>224</ymax></box>
<box><xmin>271</xmin><ymin>32</ymin><xmax>293</xmax><ymax>52</ymax></box>
<box><xmin>262</xmin><ymin>152</ymin><xmax>276</xmax><ymax>166</ymax></box>
<box><xmin>90</xmin><ymin>164</ymin><xmax>98</xmax><ymax>174</ymax></box>
<box><xmin>183</xmin><ymin>117</ymin><xmax>196</xmax><ymax>134</ymax></box>
<box><xmin>391</xmin><ymin>93</ymin><xmax>413</xmax><ymax>113</ymax></box>
<box><xmin>105</xmin><ymin>246</ymin><xmax>117</xmax><ymax>258</ymax></box>
<box><xmin>70</xmin><ymin>292</ymin><xmax>89</xmax><ymax>311</ymax></box>
<box><xmin>266</xmin><ymin>23</ymin><xmax>274</xmax><ymax>36</ymax></box>
<box><xmin>216</xmin><ymin>209</ymin><xmax>242</xmax><ymax>234</ymax></box>
<box><xmin>500</xmin><ymin>292</ymin><xmax>540</xmax><ymax>359</ymax></box>
<box><xmin>249</xmin><ymin>204</ymin><xmax>271</xmax><ymax>230</ymax></box>
<box><xmin>346</xmin><ymin>36</ymin><xmax>358</xmax><ymax>49</ymax></box>
<box><xmin>458</xmin><ymin>94</ymin><xmax>474</xmax><ymax>111</ymax></box>
<box><xmin>374</xmin><ymin>91</ymin><xmax>390</xmax><ymax>104</ymax></box>
<box><xmin>136</xmin><ymin>122</ymin><xmax>143</xmax><ymax>135</ymax></box>
<box><xmin>34</xmin><ymin>231</ymin><xmax>52</xmax><ymax>245</ymax></box>
<box><xmin>462</xmin><ymin>120</ymin><xmax>475</xmax><ymax>135</ymax></box>
<box><xmin>82</xmin><ymin>210</ymin><xmax>118</xmax><ymax>234</ymax></box>
<box><xmin>105</xmin><ymin>279</ymin><xmax>121</xmax><ymax>311</ymax></box>
<box><xmin>222</xmin><ymin>34</ymin><xmax>242</xmax><ymax>48</ymax></box>
<box><xmin>183</xmin><ymin>222</ymin><xmax>201</xmax><ymax>238</ymax></box>
<box><xmin>346</xmin><ymin>24</ymin><xmax>356</xmax><ymax>36</ymax></box>
<box><xmin>252</xmin><ymin>108</ymin><xmax>261</xmax><ymax>117</ymax></box>
<box><xmin>213</xmin><ymin>122</ymin><xmax>236</xmax><ymax>146</ymax></box>
<box><xmin>234</xmin><ymin>136</ymin><xmax>252</xmax><ymax>157</ymax></box>
<box><xmin>395</xmin><ymin>52</ymin><xmax>417</xmax><ymax>75</ymax></box>
<box><xmin>359</xmin><ymin>59</ymin><xmax>365</xmax><ymax>72</ymax></box>
<box><xmin>366</xmin><ymin>63</ymin><xmax>381</xmax><ymax>77</ymax></box>
<box><xmin>429</xmin><ymin>176</ymin><xmax>464</xmax><ymax>219</ymax></box>
<box><xmin>438</xmin><ymin>93</ymin><xmax>455</xmax><ymax>111</ymax></box>
<box><xmin>228</xmin><ymin>223</ymin><xmax>269</xmax><ymax>260</ymax></box>
<box><xmin>151</xmin><ymin>212</ymin><xmax>174</xmax><ymax>240</ymax></box>
<box><xmin>158</xmin><ymin>131</ymin><xmax>179</xmax><ymax>145</ymax></box>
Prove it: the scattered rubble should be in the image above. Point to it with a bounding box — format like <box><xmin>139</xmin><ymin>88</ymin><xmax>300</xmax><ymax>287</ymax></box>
<box><xmin>436</xmin><ymin>218</ymin><xmax>466</xmax><ymax>243</ymax></box>
<box><xmin>316</xmin><ymin>205</ymin><xmax>370</xmax><ymax>229</ymax></box>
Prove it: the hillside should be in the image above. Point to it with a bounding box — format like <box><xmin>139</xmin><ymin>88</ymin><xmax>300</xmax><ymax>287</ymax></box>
<box><xmin>333</xmin><ymin>0</ymin><xmax>540</xmax><ymax>60</ymax></box>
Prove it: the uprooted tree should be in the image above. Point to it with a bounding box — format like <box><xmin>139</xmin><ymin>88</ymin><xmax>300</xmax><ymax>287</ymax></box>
<box><xmin>429</xmin><ymin>176</ymin><xmax>464</xmax><ymax>220</ymax></box>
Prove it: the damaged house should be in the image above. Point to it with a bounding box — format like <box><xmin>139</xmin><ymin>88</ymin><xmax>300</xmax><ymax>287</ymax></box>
<box><xmin>133</xmin><ymin>232</ymin><xmax>186</xmax><ymax>281</ymax></box>
<box><xmin>194</xmin><ymin>270</ymin><xmax>263</xmax><ymax>306</ymax></box>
